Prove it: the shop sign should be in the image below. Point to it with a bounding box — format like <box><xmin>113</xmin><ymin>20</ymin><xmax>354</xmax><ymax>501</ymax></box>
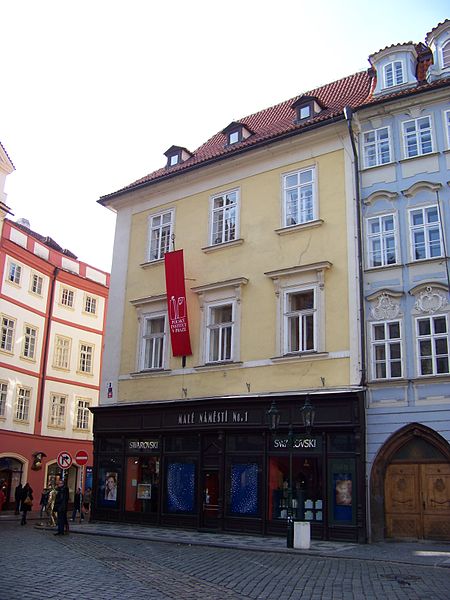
<box><xmin>176</xmin><ymin>409</ymin><xmax>249</xmax><ymax>426</ymax></box>
<box><xmin>128</xmin><ymin>439</ymin><xmax>160</xmax><ymax>452</ymax></box>
<box><xmin>271</xmin><ymin>435</ymin><xmax>322</xmax><ymax>453</ymax></box>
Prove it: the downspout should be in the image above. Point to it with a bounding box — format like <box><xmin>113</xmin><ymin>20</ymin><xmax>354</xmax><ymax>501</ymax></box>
<box><xmin>344</xmin><ymin>106</ymin><xmax>368</xmax><ymax>543</ymax></box>
<box><xmin>35</xmin><ymin>266</ymin><xmax>59</xmax><ymax>428</ymax></box>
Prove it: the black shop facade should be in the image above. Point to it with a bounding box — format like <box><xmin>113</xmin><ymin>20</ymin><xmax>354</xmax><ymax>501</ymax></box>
<box><xmin>91</xmin><ymin>392</ymin><xmax>366</xmax><ymax>542</ymax></box>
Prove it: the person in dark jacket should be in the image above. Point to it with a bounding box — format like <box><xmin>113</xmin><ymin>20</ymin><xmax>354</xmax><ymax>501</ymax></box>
<box><xmin>54</xmin><ymin>479</ymin><xmax>69</xmax><ymax>535</ymax></box>
<box><xmin>20</xmin><ymin>483</ymin><xmax>33</xmax><ymax>525</ymax></box>
<box><xmin>15</xmin><ymin>483</ymin><xmax>23</xmax><ymax>514</ymax></box>
<box><xmin>71</xmin><ymin>487</ymin><xmax>83</xmax><ymax>522</ymax></box>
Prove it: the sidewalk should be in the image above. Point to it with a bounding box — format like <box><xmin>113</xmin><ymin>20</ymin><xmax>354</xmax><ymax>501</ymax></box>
<box><xmin>3</xmin><ymin>510</ymin><xmax>450</xmax><ymax>568</ymax></box>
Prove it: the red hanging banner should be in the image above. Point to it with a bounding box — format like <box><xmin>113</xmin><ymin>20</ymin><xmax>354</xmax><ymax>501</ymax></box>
<box><xmin>164</xmin><ymin>249</ymin><xmax>192</xmax><ymax>357</ymax></box>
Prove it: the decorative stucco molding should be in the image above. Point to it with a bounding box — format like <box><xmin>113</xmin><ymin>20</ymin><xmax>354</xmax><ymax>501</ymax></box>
<box><xmin>363</xmin><ymin>190</ymin><xmax>398</xmax><ymax>205</ymax></box>
<box><xmin>410</xmin><ymin>284</ymin><xmax>449</xmax><ymax>314</ymax></box>
<box><xmin>368</xmin><ymin>290</ymin><xmax>403</xmax><ymax>320</ymax></box>
<box><xmin>402</xmin><ymin>181</ymin><xmax>442</xmax><ymax>198</ymax></box>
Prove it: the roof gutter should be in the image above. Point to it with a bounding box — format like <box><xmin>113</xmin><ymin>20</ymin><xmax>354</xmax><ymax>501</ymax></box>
<box><xmin>98</xmin><ymin>114</ymin><xmax>346</xmax><ymax>205</ymax></box>
<box><xmin>343</xmin><ymin>106</ymin><xmax>366</xmax><ymax>389</ymax></box>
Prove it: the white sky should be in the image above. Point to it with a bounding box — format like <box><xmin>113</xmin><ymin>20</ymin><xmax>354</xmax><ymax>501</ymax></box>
<box><xmin>2</xmin><ymin>0</ymin><xmax>449</xmax><ymax>273</ymax></box>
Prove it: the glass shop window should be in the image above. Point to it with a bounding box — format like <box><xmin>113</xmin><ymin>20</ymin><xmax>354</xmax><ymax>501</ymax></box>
<box><xmin>329</xmin><ymin>433</ymin><xmax>355</xmax><ymax>453</ymax></box>
<box><xmin>328</xmin><ymin>458</ymin><xmax>356</xmax><ymax>525</ymax></box>
<box><xmin>268</xmin><ymin>456</ymin><xmax>323</xmax><ymax>522</ymax></box>
<box><xmin>125</xmin><ymin>456</ymin><xmax>160</xmax><ymax>513</ymax></box>
<box><xmin>227</xmin><ymin>459</ymin><xmax>261</xmax><ymax>517</ymax></box>
<box><xmin>165</xmin><ymin>459</ymin><xmax>197</xmax><ymax>514</ymax></box>
<box><xmin>97</xmin><ymin>459</ymin><xmax>122</xmax><ymax>509</ymax></box>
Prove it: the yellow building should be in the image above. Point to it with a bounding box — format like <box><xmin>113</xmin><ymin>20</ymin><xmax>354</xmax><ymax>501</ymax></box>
<box><xmin>95</xmin><ymin>72</ymin><xmax>371</xmax><ymax>542</ymax></box>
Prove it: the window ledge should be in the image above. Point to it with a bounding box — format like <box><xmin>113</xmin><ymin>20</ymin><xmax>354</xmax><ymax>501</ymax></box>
<box><xmin>72</xmin><ymin>427</ymin><xmax>91</xmax><ymax>433</ymax></box>
<box><xmin>194</xmin><ymin>361</ymin><xmax>243</xmax><ymax>371</ymax></box>
<box><xmin>364</xmin><ymin>263</ymin><xmax>402</xmax><ymax>273</ymax></box>
<box><xmin>275</xmin><ymin>220</ymin><xmax>323</xmax><ymax>236</ymax></box>
<box><xmin>140</xmin><ymin>258</ymin><xmax>164</xmax><ymax>269</ymax></box>
<box><xmin>48</xmin><ymin>424</ymin><xmax>66</xmax><ymax>430</ymax></box>
<box><xmin>201</xmin><ymin>238</ymin><xmax>244</xmax><ymax>253</ymax></box>
<box><xmin>76</xmin><ymin>371</ymin><xmax>94</xmax><ymax>378</ymax></box>
<box><xmin>130</xmin><ymin>369</ymin><xmax>172</xmax><ymax>378</ymax></box>
<box><xmin>13</xmin><ymin>419</ymin><xmax>29</xmax><ymax>425</ymax></box>
<box><xmin>361</xmin><ymin>161</ymin><xmax>395</xmax><ymax>172</ymax></box>
<box><xmin>271</xmin><ymin>352</ymin><xmax>328</xmax><ymax>363</ymax></box>
<box><xmin>413</xmin><ymin>374</ymin><xmax>450</xmax><ymax>383</ymax></box>
<box><xmin>367</xmin><ymin>378</ymin><xmax>408</xmax><ymax>386</ymax></box>
<box><xmin>399</xmin><ymin>151</ymin><xmax>439</xmax><ymax>163</ymax></box>
<box><xmin>405</xmin><ymin>257</ymin><xmax>446</xmax><ymax>267</ymax></box>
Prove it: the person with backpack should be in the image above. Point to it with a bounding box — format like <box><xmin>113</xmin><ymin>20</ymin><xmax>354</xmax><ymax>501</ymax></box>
<box><xmin>20</xmin><ymin>483</ymin><xmax>33</xmax><ymax>525</ymax></box>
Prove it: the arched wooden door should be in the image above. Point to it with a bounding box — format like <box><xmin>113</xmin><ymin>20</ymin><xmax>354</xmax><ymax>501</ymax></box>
<box><xmin>385</xmin><ymin>462</ymin><xmax>450</xmax><ymax>539</ymax></box>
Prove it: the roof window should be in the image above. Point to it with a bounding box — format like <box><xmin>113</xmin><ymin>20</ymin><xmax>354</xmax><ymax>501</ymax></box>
<box><xmin>221</xmin><ymin>122</ymin><xmax>253</xmax><ymax>147</ymax></box>
<box><xmin>291</xmin><ymin>96</ymin><xmax>324</xmax><ymax>123</ymax></box>
<box><xmin>164</xmin><ymin>145</ymin><xmax>192</xmax><ymax>168</ymax></box>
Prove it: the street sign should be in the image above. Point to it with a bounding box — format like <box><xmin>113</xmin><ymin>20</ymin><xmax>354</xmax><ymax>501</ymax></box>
<box><xmin>75</xmin><ymin>450</ymin><xmax>89</xmax><ymax>466</ymax></box>
<box><xmin>57</xmin><ymin>451</ymin><xmax>72</xmax><ymax>470</ymax></box>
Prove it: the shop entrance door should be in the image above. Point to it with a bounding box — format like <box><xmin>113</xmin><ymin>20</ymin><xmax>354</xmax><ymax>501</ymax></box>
<box><xmin>385</xmin><ymin>463</ymin><xmax>450</xmax><ymax>540</ymax></box>
<box><xmin>201</xmin><ymin>469</ymin><xmax>220</xmax><ymax>530</ymax></box>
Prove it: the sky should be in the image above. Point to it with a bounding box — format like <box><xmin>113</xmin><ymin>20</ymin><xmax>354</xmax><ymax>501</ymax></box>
<box><xmin>1</xmin><ymin>0</ymin><xmax>449</xmax><ymax>273</ymax></box>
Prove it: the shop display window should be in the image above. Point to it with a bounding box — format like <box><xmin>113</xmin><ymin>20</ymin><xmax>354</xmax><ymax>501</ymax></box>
<box><xmin>97</xmin><ymin>458</ymin><xmax>121</xmax><ymax>509</ymax></box>
<box><xmin>125</xmin><ymin>456</ymin><xmax>159</xmax><ymax>513</ymax></box>
<box><xmin>328</xmin><ymin>458</ymin><xmax>355</xmax><ymax>525</ymax></box>
<box><xmin>229</xmin><ymin>461</ymin><xmax>260</xmax><ymax>516</ymax></box>
<box><xmin>268</xmin><ymin>456</ymin><xmax>323</xmax><ymax>521</ymax></box>
<box><xmin>165</xmin><ymin>459</ymin><xmax>196</xmax><ymax>513</ymax></box>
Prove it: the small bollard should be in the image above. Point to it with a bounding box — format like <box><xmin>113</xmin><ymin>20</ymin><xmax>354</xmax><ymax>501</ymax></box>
<box><xmin>286</xmin><ymin>516</ymin><xmax>295</xmax><ymax>548</ymax></box>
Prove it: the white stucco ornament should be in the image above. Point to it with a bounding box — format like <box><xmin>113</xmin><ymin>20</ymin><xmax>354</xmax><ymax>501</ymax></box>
<box><xmin>415</xmin><ymin>286</ymin><xmax>448</xmax><ymax>314</ymax></box>
<box><xmin>371</xmin><ymin>293</ymin><xmax>400</xmax><ymax>320</ymax></box>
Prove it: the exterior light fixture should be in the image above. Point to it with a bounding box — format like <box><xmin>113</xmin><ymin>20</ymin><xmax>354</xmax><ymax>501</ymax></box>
<box><xmin>266</xmin><ymin>400</ymin><xmax>281</xmax><ymax>432</ymax></box>
<box><xmin>300</xmin><ymin>396</ymin><xmax>315</xmax><ymax>435</ymax></box>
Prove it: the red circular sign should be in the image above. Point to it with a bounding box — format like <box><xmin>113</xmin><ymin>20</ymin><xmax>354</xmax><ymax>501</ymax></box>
<box><xmin>75</xmin><ymin>450</ymin><xmax>89</xmax><ymax>466</ymax></box>
<box><xmin>57</xmin><ymin>451</ymin><xmax>72</xmax><ymax>470</ymax></box>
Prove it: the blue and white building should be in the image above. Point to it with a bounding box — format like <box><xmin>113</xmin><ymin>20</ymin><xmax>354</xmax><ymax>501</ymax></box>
<box><xmin>356</xmin><ymin>20</ymin><xmax>450</xmax><ymax>541</ymax></box>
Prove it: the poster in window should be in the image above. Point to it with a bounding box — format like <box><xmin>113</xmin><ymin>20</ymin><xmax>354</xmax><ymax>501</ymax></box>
<box><xmin>137</xmin><ymin>483</ymin><xmax>152</xmax><ymax>500</ymax></box>
<box><xmin>335</xmin><ymin>477</ymin><xmax>352</xmax><ymax>506</ymax></box>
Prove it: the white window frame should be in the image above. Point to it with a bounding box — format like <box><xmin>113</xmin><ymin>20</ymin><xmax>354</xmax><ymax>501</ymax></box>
<box><xmin>140</xmin><ymin>312</ymin><xmax>167</xmax><ymax>370</ymax></box>
<box><xmin>283</xmin><ymin>287</ymin><xmax>317</xmax><ymax>354</ymax></box>
<box><xmin>209</xmin><ymin>188</ymin><xmax>239</xmax><ymax>246</ymax></box>
<box><xmin>75</xmin><ymin>398</ymin><xmax>91</xmax><ymax>430</ymax></box>
<box><xmin>84</xmin><ymin>294</ymin><xmax>98</xmax><ymax>315</ymax></box>
<box><xmin>49</xmin><ymin>393</ymin><xmax>67</xmax><ymax>428</ymax></box>
<box><xmin>15</xmin><ymin>387</ymin><xmax>31</xmax><ymax>422</ymax></box>
<box><xmin>30</xmin><ymin>272</ymin><xmax>43</xmax><ymax>296</ymax></box>
<box><xmin>442</xmin><ymin>40</ymin><xmax>450</xmax><ymax>69</ymax></box>
<box><xmin>362</xmin><ymin>126</ymin><xmax>392</xmax><ymax>168</ymax></box>
<box><xmin>7</xmin><ymin>261</ymin><xmax>22</xmax><ymax>285</ymax></box>
<box><xmin>0</xmin><ymin>381</ymin><xmax>8</xmax><ymax>417</ymax></box>
<box><xmin>370</xmin><ymin>320</ymin><xmax>403</xmax><ymax>380</ymax></box>
<box><xmin>445</xmin><ymin>110</ymin><xmax>450</xmax><ymax>150</ymax></box>
<box><xmin>282</xmin><ymin>166</ymin><xmax>316</xmax><ymax>227</ymax></box>
<box><xmin>147</xmin><ymin>209</ymin><xmax>174</xmax><ymax>262</ymax></box>
<box><xmin>409</xmin><ymin>205</ymin><xmax>443</xmax><ymax>261</ymax></box>
<box><xmin>366</xmin><ymin>213</ymin><xmax>398</xmax><ymax>268</ymax></box>
<box><xmin>53</xmin><ymin>335</ymin><xmax>71</xmax><ymax>370</ymax></box>
<box><xmin>1</xmin><ymin>315</ymin><xmax>16</xmax><ymax>353</ymax></box>
<box><xmin>206</xmin><ymin>301</ymin><xmax>235</xmax><ymax>363</ymax></box>
<box><xmin>60</xmin><ymin>287</ymin><xmax>75</xmax><ymax>308</ymax></box>
<box><xmin>21</xmin><ymin>324</ymin><xmax>38</xmax><ymax>360</ymax></box>
<box><xmin>402</xmin><ymin>116</ymin><xmax>433</xmax><ymax>158</ymax></box>
<box><xmin>383</xmin><ymin>60</ymin><xmax>404</xmax><ymax>88</ymax></box>
<box><xmin>416</xmin><ymin>314</ymin><xmax>449</xmax><ymax>376</ymax></box>
<box><xmin>78</xmin><ymin>342</ymin><xmax>94</xmax><ymax>374</ymax></box>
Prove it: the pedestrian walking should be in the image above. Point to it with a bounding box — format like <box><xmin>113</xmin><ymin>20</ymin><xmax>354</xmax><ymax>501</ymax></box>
<box><xmin>71</xmin><ymin>487</ymin><xmax>84</xmax><ymax>522</ymax></box>
<box><xmin>14</xmin><ymin>483</ymin><xmax>22</xmax><ymax>514</ymax></box>
<box><xmin>39</xmin><ymin>487</ymin><xmax>50</xmax><ymax>519</ymax></box>
<box><xmin>20</xmin><ymin>483</ymin><xmax>33</xmax><ymax>525</ymax></box>
<box><xmin>82</xmin><ymin>487</ymin><xmax>92</xmax><ymax>516</ymax></box>
<box><xmin>54</xmin><ymin>479</ymin><xmax>69</xmax><ymax>535</ymax></box>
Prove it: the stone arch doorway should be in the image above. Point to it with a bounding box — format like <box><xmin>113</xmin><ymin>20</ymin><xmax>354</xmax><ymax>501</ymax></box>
<box><xmin>370</xmin><ymin>423</ymin><xmax>450</xmax><ymax>541</ymax></box>
<box><xmin>0</xmin><ymin>455</ymin><xmax>25</xmax><ymax>510</ymax></box>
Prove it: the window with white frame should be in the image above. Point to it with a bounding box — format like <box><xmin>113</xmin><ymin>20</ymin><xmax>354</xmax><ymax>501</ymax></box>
<box><xmin>15</xmin><ymin>387</ymin><xmax>30</xmax><ymax>421</ymax></box>
<box><xmin>49</xmin><ymin>394</ymin><xmax>66</xmax><ymax>427</ymax></box>
<box><xmin>22</xmin><ymin>325</ymin><xmax>37</xmax><ymax>360</ymax></box>
<box><xmin>53</xmin><ymin>335</ymin><xmax>71</xmax><ymax>369</ymax></box>
<box><xmin>84</xmin><ymin>295</ymin><xmax>97</xmax><ymax>315</ymax></box>
<box><xmin>367</xmin><ymin>214</ymin><xmax>397</xmax><ymax>267</ymax></box>
<box><xmin>409</xmin><ymin>206</ymin><xmax>442</xmax><ymax>260</ymax></box>
<box><xmin>79</xmin><ymin>343</ymin><xmax>93</xmax><ymax>374</ymax></box>
<box><xmin>141</xmin><ymin>314</ymin><xmax>166</xmax><ymax>370</ymax></box>
<box><xmin>30</xmin><ymin>273</ymin><xmax>43</xmax><ymax>295</ymax></box>
<box><xmin>283</xmin><ymin>167</ymin><xmax>316</xmax><ymax>227</ymax></box>
<box><xmin>363</xmin><ymin>127</ymin><xmax>391</xmax><ymax>167</ymax></box>
<box><xmin>61</xmin><ymin>287</ymin><xmax>74</xmax><ymax>308</ymax></box>
<box><xmin>384</xmin><ymin>61</ymin><xmax>404</xmax><ymax>88</ymax></box>
<box><xmin>402</xmin><ymin>116</ymin><xmax>433</xmax><ymax>158</ymax></box>
<box><xmin>0</xmin><ymin>381</ymin><xmax>7</xmax><ymax>417</ymax></box>
<box><xmin>371</xmin><ymin>320</ymin><xmax>402</xmax><ymax>379</ymax></box>
<box><xmin>75</xmin><ymin>398</ymin><xmax>90</xmax><ymax>430</ymax></box>
<box><xmin>443</xmin><ymin>40</ymin><xmax>450</xmax><ymax>69</ymax></box>
<box><xmin>416</xmin><ymin>314</ymin><xmax>449</xmax><ymax>376</ymax></box>
<box><xmin>210</xmin><ymin>190</ymin><xmax>238</xmax><ymax>245</ymax></box>
<box><xmin>284</xmin><ymin>289</ymin><xmax>316</xmax><ymax>353</ymax></box>
<box><xmin>148</xmin><ymin>210</ymin><xmax>173</xmax><ymax>261</ymax></box>
<box><xmin>207</xmin><ymin>303</ymin><xmax>234</xmax><ymax>362</ymax></box>
<box><xmin>7</xmin><ymin>261</ymin><xmax>21</xmax><ymax>285</ymax></box>
<box><xmin>445</xmin><ymin>110</ymin><xmax>450</xmax><ymax>149</ymax></box>
<box><xmin>1</xmin><ymin>316</ymin><xmax>15</xmax><ymax>353</ymax></box>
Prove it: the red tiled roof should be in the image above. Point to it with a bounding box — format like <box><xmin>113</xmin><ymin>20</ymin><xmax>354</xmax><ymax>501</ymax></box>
<box><xmin>9</xmin><ymin>218</ymin><xmax>78</xmax><ymax>259</ymax></box>
<box><xmin>100</xmin><ymin>70</ymin><xmax>372</xmax><ymax>201</ymax></box>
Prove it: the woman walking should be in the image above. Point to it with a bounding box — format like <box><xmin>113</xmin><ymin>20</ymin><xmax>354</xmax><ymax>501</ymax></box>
<box><xmin>20</xmin><ymin>483</ymin><xmax>33</xmax><ymax>525</ymax></box>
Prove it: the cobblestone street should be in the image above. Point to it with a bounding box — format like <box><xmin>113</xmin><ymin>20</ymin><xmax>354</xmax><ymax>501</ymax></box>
<box><xmin>1</xmin><ymin>522</ymin><xmax>450</xmax><ymax>599</ymax></box>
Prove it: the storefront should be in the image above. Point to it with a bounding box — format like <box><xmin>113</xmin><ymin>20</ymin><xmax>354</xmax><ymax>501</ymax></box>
<box><xmin>91</xmin><ymin>392</ymin><xmax>366</xmax><ymax>542</ymax></box>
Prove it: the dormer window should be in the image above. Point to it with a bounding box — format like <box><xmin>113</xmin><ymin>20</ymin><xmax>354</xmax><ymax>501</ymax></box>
<box><xmin>291</xmin><ymin>96</ymin><xmax>324</xmax><ymax>123</ymax></box>
<box><xmin>163</xmin><ymin>145</ymin><xmax>192</xmax><ymax>168</ymax></box>
<box><xmin>221</xmin><ymin>122</ymin><xmax>253</xmax><ymax>147</ymax></box>
<box><xmin>443</xmin><ymin>40</ymin><xmax>450</xmax><ymax>68</ymax></box>
<box><xmin>384</xmin><ymin>61</ymin><xmax>404</xmax><ymax>88</ymax></box>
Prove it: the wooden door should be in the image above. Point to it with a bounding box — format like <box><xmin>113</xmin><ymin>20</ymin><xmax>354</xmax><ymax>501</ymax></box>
<box><xmin>385</xmin><ymin>463</ymin><xmax>450</xmax><ymax>540</ymax></box>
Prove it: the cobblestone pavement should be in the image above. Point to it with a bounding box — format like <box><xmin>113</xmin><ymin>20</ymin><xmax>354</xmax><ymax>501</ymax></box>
<box><xmin>1</xmin><ymin>521</ymin><xmax>450</xmax><ymax>600</ymax></box>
